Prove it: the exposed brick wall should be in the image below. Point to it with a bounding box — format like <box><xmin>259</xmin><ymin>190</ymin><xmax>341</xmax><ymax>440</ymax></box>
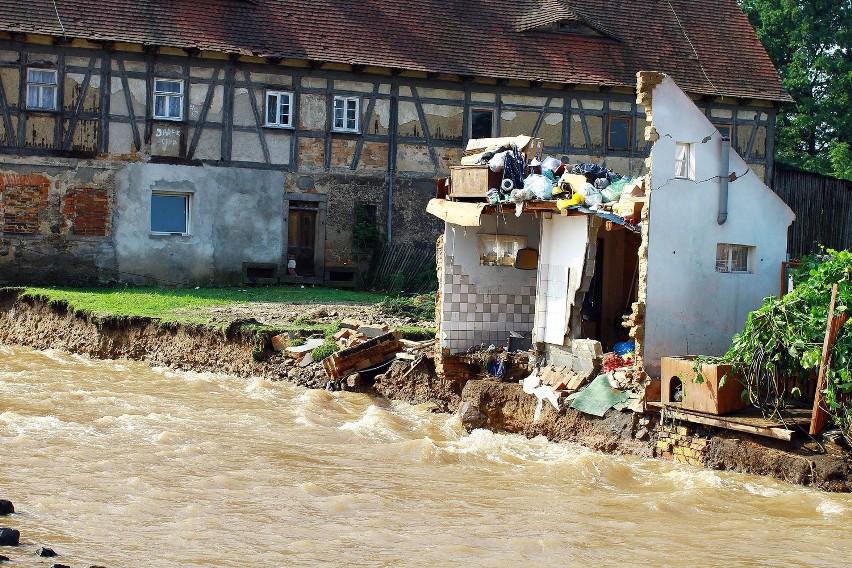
<box><xmin>656</xmin><ymin>423</ymin><xmax>710</xmax><ymax>467</ymax></box>
<box><xmin>62</xmin><ymin>186</ymin><xmax>110</xmax><ymax>237</ymax></box>
<box><xmin>0</xmin><ymin>174</ymin><xmax>51</xmax><ymax>234</ymax></box>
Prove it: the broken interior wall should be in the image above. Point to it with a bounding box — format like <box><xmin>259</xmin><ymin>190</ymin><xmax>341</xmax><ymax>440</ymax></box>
<box><xmin>639</xmin><ymin>73</ymin><xmax>794</xmax><ymax>377</ymax></box>
<box><xmin>439</xmin><ymin>213</ymin><xmax>539</xmax><ymax>352</ymax></box>
<box><xmin>533</xmin><ymin>214</ymin><xmax>590</xmax><ymax>346</ymax></box>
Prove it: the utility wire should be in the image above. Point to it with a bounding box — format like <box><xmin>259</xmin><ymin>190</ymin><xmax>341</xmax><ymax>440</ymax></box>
<box><xmin>665</xmin><ymin>0</ymin><xmax>722</xmax><ymax>100</ymax></box>
<box><xmin>52</xmin><ymin>0</ymin><xmax>68</xmax><ymax>39</ymax></box>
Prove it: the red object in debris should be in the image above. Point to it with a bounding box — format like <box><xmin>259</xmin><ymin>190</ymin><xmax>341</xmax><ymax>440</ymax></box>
<box><xmin>602</xmin><ymin>353</ymin><xmax>624</xmax><ymax>372</ymax></box>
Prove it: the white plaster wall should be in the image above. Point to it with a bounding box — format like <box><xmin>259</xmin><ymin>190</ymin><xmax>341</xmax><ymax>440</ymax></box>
<box><xmin>643</xmin><ymin>76</ymin><xmax>794</xmax><ymax>377</ymax></box>
<box><xmin>113</xmin><ymin>163</ymin><xmax>285</xmax><ymax>285</ymax></box>
<box><xmin>439</xmin><ymin>213</ymin><xmax>539</xmax><ymax>352</ymax></box>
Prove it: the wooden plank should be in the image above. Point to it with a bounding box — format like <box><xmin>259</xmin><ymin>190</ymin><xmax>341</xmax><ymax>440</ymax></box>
<box><xmin>810</xmin><ymin>283</ymin><xmax>838</xmax><ymax>435</ymax></box>
<box><xmin>664</xmin><ymin>407</ymin><xmax>794</xmax><ymax>442</ymax></box>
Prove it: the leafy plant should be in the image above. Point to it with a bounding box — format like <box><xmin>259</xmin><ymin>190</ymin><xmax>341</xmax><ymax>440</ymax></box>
<box><xmin>353</xmin><ymin>203</ymin><xmax>384</xmax><ymax>250</ymax></box>
<box><xmin>718</xmin><ymin>249</ymin><xmax>851</xmax><ymax>438</ymax></box>
<box><xmin>311</xmin><ymin>342</ymin><xmax>339</xmax><ymax>363</ymax></box>
<box><xmin>377</xmin><ymin>293</ymin><xmax>436</xmax><ymax>322</ymax></box>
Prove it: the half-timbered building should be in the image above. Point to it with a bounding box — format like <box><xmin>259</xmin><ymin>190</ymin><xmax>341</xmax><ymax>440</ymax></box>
<box><xmin>0</xmin><ymin>0</ymin><xmax>790</xmax><ymax>286</ymax></box>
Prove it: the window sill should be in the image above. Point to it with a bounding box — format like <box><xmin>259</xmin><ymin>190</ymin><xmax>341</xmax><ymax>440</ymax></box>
<box><xmin>150</xmin><ymin>232</ymin><xmax>191</xmax><ymax>238</ymax></box>
<box><xmin>331</xmin><ymin>129</ymin><xmax>361</xmax><ymax>135</ymax></box>
<box><xmin>263</xmin><ymin>124</ymin><xmax>295</xmax><ymax>130</ymax></box>
<box><xmin>153</xmin><ymin>116</ymin><xmax>184</xmax><ymax>122</ymax></box>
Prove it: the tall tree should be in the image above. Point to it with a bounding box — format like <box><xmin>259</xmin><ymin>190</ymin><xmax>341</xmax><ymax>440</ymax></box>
<box><xmin>740</xmin><ymin>0</ymin><xmax>851</xmax><ymax>180</ymax></box>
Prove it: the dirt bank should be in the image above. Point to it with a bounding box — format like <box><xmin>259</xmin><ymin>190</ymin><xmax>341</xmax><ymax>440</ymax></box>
<box><xmin>1</xmin><ymin>289</ymin><xmax>850</xmax><ymax>491</ymax></box>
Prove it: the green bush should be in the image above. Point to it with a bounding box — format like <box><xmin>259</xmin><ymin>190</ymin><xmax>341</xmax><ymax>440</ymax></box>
<box><xmin>378</xmin><ymin>292</ymin><xmax>436</xmax><ymax>322</ymax></box>
<box><xmin>721</xmin><ymin>249</ymin><xmax>851</xmax><ymax>438</ymax></box>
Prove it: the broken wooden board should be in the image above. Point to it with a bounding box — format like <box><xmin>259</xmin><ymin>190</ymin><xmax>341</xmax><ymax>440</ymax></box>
<box><xmin>323</xmin><ymin>331</ymin><xmax>402</xmax><ymax>379</ymax></box>
<box><xmin>658</xmin><ymin>403</ymin><xmax>799</xmax><ymax>442</ymax></box>
<box><xmin>285</xmin><ymin>338</ymin><xmax>325</xmax><ymax>358</ymax></box>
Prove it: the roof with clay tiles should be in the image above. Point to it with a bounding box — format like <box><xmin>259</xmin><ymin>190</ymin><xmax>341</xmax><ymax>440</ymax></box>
<box><xmin>0</xmin><ymin>0</ymin><xmax>791</xmax><ymax>102</ymax></box>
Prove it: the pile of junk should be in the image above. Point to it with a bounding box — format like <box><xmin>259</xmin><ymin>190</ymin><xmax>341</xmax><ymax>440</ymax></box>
<box><xmin>440</xmin><ymin>135</ymin><xmax>646</xmax><ymax>233</ymax></box>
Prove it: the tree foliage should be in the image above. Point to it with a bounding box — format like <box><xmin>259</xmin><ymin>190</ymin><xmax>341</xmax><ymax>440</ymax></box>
<box><xmin>740</xmin><ymin>0</ymin><xmax>851</xmax><ymax>180</ymax></box>
<box><xmin>721</xmin><ymin>249</ymin><xmax>851</xmax><ymax>438</ymax></box>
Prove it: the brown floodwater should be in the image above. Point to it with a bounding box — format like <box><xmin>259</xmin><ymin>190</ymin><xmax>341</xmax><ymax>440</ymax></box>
<box><xmin>1</xmin><ymin>344</ymin><xmax>850</xmax><ymax>567</ymax></box>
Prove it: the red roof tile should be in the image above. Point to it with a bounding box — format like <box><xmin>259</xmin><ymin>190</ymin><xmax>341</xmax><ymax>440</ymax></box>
<box><xmin>0</xmin><ymin>0</ymin><xmax>791</xmax><ymax>102</ymax></box>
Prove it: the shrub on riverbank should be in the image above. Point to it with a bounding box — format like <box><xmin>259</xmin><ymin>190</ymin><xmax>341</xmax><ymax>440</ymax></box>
<box><xmin>720</xmin><ymin>249</ymin><xmax>851</xmax><ymax>440</ymax></box>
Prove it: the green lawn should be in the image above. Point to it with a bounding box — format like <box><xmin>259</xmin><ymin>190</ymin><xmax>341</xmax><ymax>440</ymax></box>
<box><xmin>17</xmin><ymin>286</ymin><xmax>389</xmax><ymax>324</ymax></box>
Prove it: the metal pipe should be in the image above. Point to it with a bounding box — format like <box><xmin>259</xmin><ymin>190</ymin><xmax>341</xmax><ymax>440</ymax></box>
<box><xmin>717</xmin><ymin>136</ymin><xmax>730</xmax><ymax>225</ymax></box>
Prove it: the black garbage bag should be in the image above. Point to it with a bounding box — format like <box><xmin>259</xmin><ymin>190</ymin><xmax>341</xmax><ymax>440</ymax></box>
<box><xmin>571</xmin><ymin>162</ymin><xmax>609</xmax><ymax>179</ymax></box>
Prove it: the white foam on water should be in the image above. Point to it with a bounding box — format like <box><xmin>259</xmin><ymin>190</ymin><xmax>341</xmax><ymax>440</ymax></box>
<box><xmin>37</xmin><ymin>348</ymin><xmax>80</xmax><ymax>366</ymax></box>
<box><xmin>658</xmin><ymin>465</ymin><xmax>728</xmax><ymax>492</ymax></box>
<box><xmin>439</xmin><ymin>428</ymin><xmax>596</xmax><ymax>469</ymax></box>
<box><xmin>338</xmin><ymin>403</ymin><xmax>406</xmax><ymax>441</ymax></box>
<box><xmin>743</xmin><ymin>481</ymin><xmax>785</xmax><ymax>498</ymax></box>
<box><xmin>299</xmin><ymin>481</ymin><xmax>333</xmax><ymax>497</ymax></box>
<box><xmin>0</xmin><ymin>411</ymin><xmax>98</xmax><ymax>438</ymax></box>
<box><xmin>816</xmin><ymin>499</ymin><xmax>847</xmax><ymax>516</ymax></box>
<box><xmin>243</xmin><ymin>375</ymin><xmax>277</xmax><ymax>400</ymax></box>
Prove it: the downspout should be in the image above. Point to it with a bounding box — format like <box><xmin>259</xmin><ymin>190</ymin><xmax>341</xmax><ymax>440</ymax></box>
<box><xmin>387</xmin><ymin>86</ymin><xmax>399</xmax><ymax>246</ymax></box>
<box><xmin>717</xmin><ymin>136</ymin><xmax>730</xmax><ymax>225</ymax></box>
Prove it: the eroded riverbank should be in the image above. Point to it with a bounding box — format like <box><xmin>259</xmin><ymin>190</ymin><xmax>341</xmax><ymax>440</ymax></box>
<box><xmin>1</xmin><ymin>289</ymin><xmax>850</xmax><ymax>492</ymax></box>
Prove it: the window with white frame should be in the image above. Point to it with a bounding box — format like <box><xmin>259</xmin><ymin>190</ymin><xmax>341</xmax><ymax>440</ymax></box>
<box><xmin>716</xmin><ymin>243</ymin><xmax>753</xmax><ymax>273</ymax></box>
<box><xmin>153</xmin><ymin>78</ymin><xmax>184</xmax><ymax>120</ymax></box>
<box><xmin>675</xmin><ymin>141</ymin><xmax>695</xmax><ymax>180</ymax></box>
<box><xmin>265</xmin><ymin>90</ymin><xmax>294</xmax><ymax>128</ymax></box>
<box><xmin>332</xmin><ymin>96</ymin><xmax>360</xmax><ymax>132</ymax></box>
<box><xmin>26</xmin><ymin>68</ymin><xmax>58</xmax><ymax>110</ymax></box>
<box><xmin>150</xmin><ymin>192</ymin><xmax>191</xmax><ymax>235</ymax></box>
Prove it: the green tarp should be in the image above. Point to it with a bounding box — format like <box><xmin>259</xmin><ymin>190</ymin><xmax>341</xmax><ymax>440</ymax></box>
<box><xmin>570</xmin><ymin>374</ymin><xmax>631</xmax><ymax>417</ymax></box>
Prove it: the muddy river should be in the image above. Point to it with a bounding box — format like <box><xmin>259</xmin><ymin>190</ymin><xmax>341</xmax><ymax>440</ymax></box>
<box><xmin>1</xmin><ymin>345</ymin><xmax>850</xmax><ymax>567</ymax></box>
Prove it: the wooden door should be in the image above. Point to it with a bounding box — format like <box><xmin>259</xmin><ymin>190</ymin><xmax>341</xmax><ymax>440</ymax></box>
<box><xmin>288</xmin><ymin>208</ymin><xmax>316</xmax><ymax>276</ymax></box>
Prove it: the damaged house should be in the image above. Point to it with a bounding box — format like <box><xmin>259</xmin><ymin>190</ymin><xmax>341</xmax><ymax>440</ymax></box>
<box><xmin>0</xmin><ymin>1</ymin><xmax>788</xmax><ymax>286</ymax></box>
<box><xmin>429</xmin><ymin>72</ymin><xmax>794</xmax><ymax>382</ymax></box>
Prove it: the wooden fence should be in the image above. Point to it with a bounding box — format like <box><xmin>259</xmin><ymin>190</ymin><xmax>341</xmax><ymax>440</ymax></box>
<box><xmin>361</xmin><ymin>242</ymin><xmax>438</xmax><ymax>294</ymax></box>
<box><xmin>772</xmin><ymin>164</ymin><xmax>852</xmax><ymax>259</ymax></box>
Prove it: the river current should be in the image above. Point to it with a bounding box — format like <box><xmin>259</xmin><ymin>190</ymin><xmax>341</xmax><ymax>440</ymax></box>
<box><xmin>1</xmin><ymin>344</ymin><xmax>850</xmax><ymax>567</ymax></box>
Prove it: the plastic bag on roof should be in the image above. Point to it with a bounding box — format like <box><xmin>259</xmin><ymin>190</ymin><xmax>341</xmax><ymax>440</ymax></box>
<box><xmin>488</xmin><ymin>151</ymin><xmax>510</xmax><ymax>172</ymax></box>
<box><xmin>578</xmin><ymin>182</ymin><xmax>602</xmax><ymax>207</ymax></box>
<box><xmin>571</xmin><ymin>163</ymin><xmax>609</xmax><ymax>178</ymax></box>
<box><xmin>523</xmin><ymin>174</ymin><xmax>554</xmax><ymax>200</ymax></box>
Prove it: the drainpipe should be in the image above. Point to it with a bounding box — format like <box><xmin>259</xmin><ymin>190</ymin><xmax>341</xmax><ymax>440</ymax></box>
<box><xmin>717</xmin><ymin>136</ymin><xmax>730</xmax><ymax>225</ymax></box>
<box><xmin>387</xmin><ymin>87</ymin><xmax>399</xmax><ymax>246</ymax></box>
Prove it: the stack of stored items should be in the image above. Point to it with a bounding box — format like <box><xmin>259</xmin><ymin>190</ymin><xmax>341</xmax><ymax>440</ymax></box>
<box><xmin>441</xmin><ymin>136</ymin><xmax>645</xmax><ymax>228</ymax></box>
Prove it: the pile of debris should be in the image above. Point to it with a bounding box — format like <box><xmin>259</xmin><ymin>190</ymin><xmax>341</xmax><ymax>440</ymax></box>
<box><xmin>515</xmin><ymin>338</ymin><xmax>648</xmax><ymax>422</ymax></box>
<box><xmin>441</xmin><ymin>134</ymin><xmax>646</xmax><ymax>231</ymax></box>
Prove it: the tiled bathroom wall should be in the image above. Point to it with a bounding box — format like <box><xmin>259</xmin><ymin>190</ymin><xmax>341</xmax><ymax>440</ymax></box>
<box><xmin>440</xmin><ymin>259</ymin><xmax>537</xmax><ymax>352</ymax></box>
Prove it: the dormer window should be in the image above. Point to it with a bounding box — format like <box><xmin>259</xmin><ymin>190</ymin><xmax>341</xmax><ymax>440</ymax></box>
<box><xmin>551</xmin><ymin>20</ymin><xmax>605</xmax><ymax>36</ymax></box>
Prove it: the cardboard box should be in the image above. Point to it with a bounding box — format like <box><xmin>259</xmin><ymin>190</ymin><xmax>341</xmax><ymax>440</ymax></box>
<box><xmin>462</xmin><ymin>135</ymin><xmax>544</xmax><ymax>164</ymax></box>
<box><xmin>449</xmin><ymin>165</ymin><xmax>501</xmax><ymax>198</ymax></box>
<box><xmin>661</xmin><ymin>356</ymin><xmax>746</xmax><ymax>415</ymax></box>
